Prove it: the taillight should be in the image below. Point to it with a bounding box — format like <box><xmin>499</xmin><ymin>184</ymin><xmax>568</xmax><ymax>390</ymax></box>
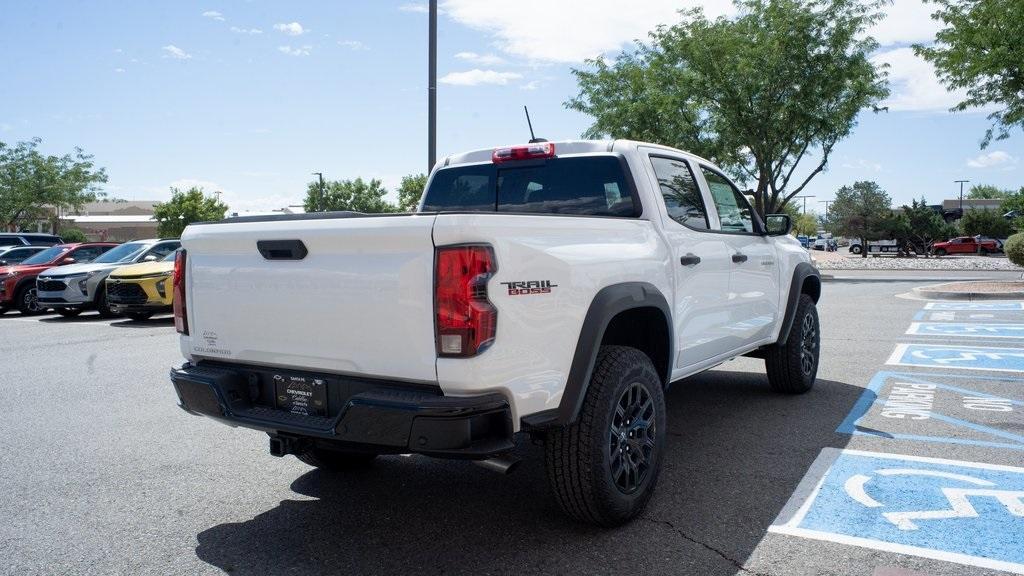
<box><xmin>435</xmin><ymin>245</ymin><xmax>497</xmax><ymax>357</ymax></box>
<box><xmin>172</xmin><ymin>249</ymin><xmax>188</xmax><ymax>335</ymax></box>
<box><xmin>492</xmin><ymin>142</ymin><xmax>555</xmax><ymax>163</ymax></box>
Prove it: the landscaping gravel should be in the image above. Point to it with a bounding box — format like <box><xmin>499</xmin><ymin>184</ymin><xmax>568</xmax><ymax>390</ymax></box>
<box><xmin>811</xmin><ymin>251</ymin><xmax>1023</xmax><ymax>272</ymax></box>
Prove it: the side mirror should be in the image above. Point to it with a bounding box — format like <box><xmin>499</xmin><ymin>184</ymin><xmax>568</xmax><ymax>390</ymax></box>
<box><xmin>764</xmin><ymin>214</ymin><xmax>793</xmax><ymax>237</ymax></box>
<box><xmin>143</xmin><ymin>254</ymin><xmax>158</xmax><ymax>262</ymax></box>
<box><xmin>61</xmin><ymin>257</ymin><xmax>76</xmax><ymax>265</ymax></box>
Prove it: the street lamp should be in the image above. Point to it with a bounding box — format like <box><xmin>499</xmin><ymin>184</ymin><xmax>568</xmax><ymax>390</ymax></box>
<box><xmin>955</xmin><ymin>179</ymin><xmax>970</xmax><ymax>216</ymax></box>
<box><xmin>428</xmin><ymin>0</ymin><xmax>437</xmax><ymax>173</ymax></box>
<box><xmin>311</xmin><ymin>172</ymin><xmax>325</xmax><ymax>212</ymax></box>
<box><xmin>794</xmin><ymin>195</ymin><xmax>816</xmax><ymax>214</ymax></box>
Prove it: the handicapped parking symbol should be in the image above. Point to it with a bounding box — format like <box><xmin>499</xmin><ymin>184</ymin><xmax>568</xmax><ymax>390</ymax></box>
<box><xmin>889</xmin><ymin>343</ymin><xmax>1024</xmax><ymax>372</ymax></box>
<box><xmin>843</xmin><ymin>468</ymin><xmax>1024</xmax><ymax>531</ymax></box>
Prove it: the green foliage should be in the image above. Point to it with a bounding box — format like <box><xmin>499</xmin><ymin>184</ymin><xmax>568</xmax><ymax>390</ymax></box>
<box><xmin>968</xmin><ymin>184</ymin><xmax>1011</xmax><ymax>200</ymax></box>
<box><xmin>915</xmin><ymin>0</ymin><xmax>1024</xmax><ymax>146</ymax></box>
<box><xmin>0</xmin><ymin>138</ymin><xmax>107</xmax><ymax>229</ymax></box>
<box><xmin>152</xmin><ymin>187</ymin><xmax>228</xmax><ymax>238</ymax></box>
<box><xmin>793</xmin><ymin>212</ymin><xmax>819</xmax><ymax>236</ymax></box>
<box><xmin>998</xmin><ymin>187</ymin><xmax>1024</xmax><ymax>218</ymax></box>
<box><xmin>960</xmin><ymin>208</ymin><xmax>1013</xmax><ymax>238</ymax></box>
<box><xmin>304</xmin><ymin>177</ymin><xmax>396</xmax><ymax>213</ymax></box>
<box><xmin>901</xmin><ymin>198</ymin><xmax>957</xmax><ymax>255</ymax></box>
<box><xmin>827</xmin><ymin>181</ymin><xmax>892</xmax><ymax>257</ymax></box>
<box><xmin>566</xmin><ymin>0</ymin><xmax>889</xmax><ymax>218</ymax></box>
<box><xmin>397</xmin><ymin>174</ymin><xmax>427</xmax><ymax>212</ymax></box>
<box><xmin>1005</xmin><ymin>233</ymin><xmax>1024</xmax><ymax>267</ymax></box>
<box><xmin>60</xmin><ymin>228</ymin><xmax>88</xmax><ymax>243</ymax></box>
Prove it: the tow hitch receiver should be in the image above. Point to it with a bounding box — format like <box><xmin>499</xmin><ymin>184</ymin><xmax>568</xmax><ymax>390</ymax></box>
<box><xmin>268</xmin><ymin>435</ymin><xmax>307</xmax><ymax>457</ymax></box>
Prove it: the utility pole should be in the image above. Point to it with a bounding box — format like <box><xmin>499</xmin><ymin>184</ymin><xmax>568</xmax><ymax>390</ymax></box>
<box><xmin>794</xmin><ymin>195</ymin><xmax>816</xmax><ymax>214</ymax></box>
<box><xmin>312</xmin><ymin>172</ymin><xmax>324</xmax><ymax>212</ymax></box>
<box><xmin>819</xmin><ymin>199</ymin><xmax>833</xmax><ymax>213</ymax></box>
<box><xmin>954</xmin><ymin>179</ymin><xmax>970</xmax><ymax>216</ymax></box>
<box><xmin>427</xmin><ymin>0</ymin><xmax>437</xmax><ymax>173</ymax></box>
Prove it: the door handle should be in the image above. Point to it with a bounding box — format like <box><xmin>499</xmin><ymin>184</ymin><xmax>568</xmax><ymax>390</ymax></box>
<box><xmin>732</xmin><ymin>253</ymin><xmax>748</xmax><ymax>263</ymax></box>
<box><xmin>680</xmin><ymin>254</ymin><xmax>701</xmax><ymax>266</ymax></box>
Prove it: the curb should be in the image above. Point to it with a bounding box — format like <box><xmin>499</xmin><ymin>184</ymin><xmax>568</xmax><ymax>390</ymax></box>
<box><xmin>913</xmin><ymin>283</ymin><xmax>1024</xmax><ymax>301</ymax></box>
<box><xmin>821</xmin><ymin>275</ymin><xmax>996</xmax><ymax>283</ymax></box>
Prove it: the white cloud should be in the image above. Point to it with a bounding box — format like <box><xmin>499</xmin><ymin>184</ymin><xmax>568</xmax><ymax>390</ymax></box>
<box><xmin>0</xmin><ymin>123</ymin><xmax>12</xmax><ymax>132</ymax></box>
<box><xmin>161</xmin><ymin>45</ymin><xmax>192</xmax><ymax>60</ymax></box>
<box><xmin>338</xmin><ymin>40</ymin><xmax>368</xmax><ymax>51</ymax></box>
<box><xmin>278</xmin><ymin>45</ymin><xmax>312</xmax><ymax>57</ymax></box>
<box><xmin>869</xmin><ymin>1</ymin><xmax>939</xmax><ymax>46</ymax></box>
<box><xmin>230</xmin><ymin>26</ymin><xmax>263</xmax><ymax>35</ymax></box>
<box><xmin>439</xmin><ymin>69</ymin><xmax>523</xmax><ymax>86</ymax></box>
<box><xmin>454</xmin><ymin>51</ymin><xmax>505</xmax><ymax>66</ymax></box>
<box><xmin>871</xmin><ymin>47</ymin><xmax>963</xmax><ymax>112</ymax></box>
<box><xmin>967</xmin><ymin>151</ymin><xmax>1017</xmax><ymax>169</ymax></box>
<box><xmin>520</xmin><ymin>80</ymin><xmax>540</xmax><ymax>91</ymax></box>
<box><xmin>114</xmin><ymin>68</ymin><xmax>126</xmax><ymax>73</ymax></box>
<box><xmin>840</xmin><ymin>158</ymin><xmax>883</xmax><ymax>172</ymax></box>
<box><xmin>399</xmin><ymin>3</ymin><xmax>429</xmax><ymax>13</ymax></box>
<box><xmin>202</xmin><ymin>10</ymin><xmax>225</xmax><ymax>21</ymax></box>
<box><xmin>274</xmin><ymin>22</ymin><xmax>305</xmax><ymax>36</ymax></box>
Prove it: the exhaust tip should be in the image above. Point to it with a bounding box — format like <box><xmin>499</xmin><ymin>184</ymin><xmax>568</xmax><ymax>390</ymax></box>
<box><xmin>474</xmin><ymin>456</ymin><xmax>520</xmax><ymax>475</ymax></box>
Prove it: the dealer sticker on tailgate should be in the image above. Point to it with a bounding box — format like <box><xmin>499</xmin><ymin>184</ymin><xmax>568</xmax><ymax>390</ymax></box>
<box><xmin>274</xmin><ymin>374</ymin><xmax>327</xmax><ymax>416</ymax></box>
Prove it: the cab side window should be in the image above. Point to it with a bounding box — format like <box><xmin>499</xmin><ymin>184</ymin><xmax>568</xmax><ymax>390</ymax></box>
<box><xmin>146</xmin><ymin>242</ymin><xmax>180</xmax><ymax>260</ymax></box>
<box><xmin>650</xmin><ymin>156</ymin><xmax>709</xmax><ymax>230</ymax></box>
<box><xmin>700</xmin><ymin>167</ymin><xmax>756</xmax><ymax>234</ymax></box>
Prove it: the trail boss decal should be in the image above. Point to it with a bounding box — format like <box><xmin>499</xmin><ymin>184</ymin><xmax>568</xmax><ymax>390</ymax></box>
<box><xmin>500</xmin><ymin>280</ymin><xmax>558</xmax><ymax>296</ymax></box>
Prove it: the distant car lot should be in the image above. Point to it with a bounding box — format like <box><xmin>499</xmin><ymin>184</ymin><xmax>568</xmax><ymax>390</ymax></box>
<box><xmin>2</xmin><ymin>279</ymin><xmax>1021</xmax><ymax>575</ymax></box>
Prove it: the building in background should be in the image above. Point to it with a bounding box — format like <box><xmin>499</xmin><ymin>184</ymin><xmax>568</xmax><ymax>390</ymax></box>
<box><xmin>940</xmin><ymin>198</ymin><xmax>1005</xmax><ymax>222</ymax></box>
<box><xmin>60</xmin><ymin>200</ymin><xmax>160</xmax><ymax>241</ymax></box>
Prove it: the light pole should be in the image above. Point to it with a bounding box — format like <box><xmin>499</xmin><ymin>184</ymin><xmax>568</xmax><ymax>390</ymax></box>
<box><xmin>428</xmin><ymin>0</ymin><xmax>437</xmax><ymax>173</ymax></box>
<box><xmin>312</xmin><ymin>172</ymin><xmax>325</xmax><ymax>212</ymax></box>
<box><xmin>794</xmin><ymin>195</ymin><xmax>816</xmax><ymax>214</ymax></box>
<box><xmin>954</xmin><ymin>179</ymin><xmax>970</xmax><ymax>216</ymax></box>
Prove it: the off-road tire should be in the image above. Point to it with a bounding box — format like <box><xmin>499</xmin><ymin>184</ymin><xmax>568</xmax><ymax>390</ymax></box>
<box><xmin>545</xmin><ymin>345</ymin><xmax>666</xmax><ymax>527</ymax></box>
<box><xmin>56</xmin><ymin>308</ymin><xmax>83</xmax><ymax>318</ymax></box>
<box><xmin>16</xmin><ymin>284</ymin><xmax>44</xmax><ymax>316</ymax></box>
<box><xmin>765</xmin><ymin>294</ymin><xmax>819</xmax><ymax>394</ymax></box>
<box><xmin>95</xmin><ymin>286</ymin><xmax>118</xmax><ymax>318</ymax></box>
<box><xmin>127</xmin><ymin>311</ymin><xmax>154</xmax><ymax>321</ymax></box>
<box><xmin>297</xmin><ymin>447</ymin><xmax>377</xmax><ymax>471</ymax></box>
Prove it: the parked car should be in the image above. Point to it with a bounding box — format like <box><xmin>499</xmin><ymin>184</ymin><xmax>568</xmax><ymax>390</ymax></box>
<box><xmin>797</xmin><ymin>234</ymin><xmax>810</xmax><ymax>248</ymax></box>
<box><xmin>0</xmin><ymin>233</ymin><xmax>64</xmax><ymax>247</ymax></box>
<box><xmin>105</xmin><ymin>251</ymin><xmax>176</xmax><ymax>320</ymax></box>
<box><xmin>36</xmin><ymin>238</ymin><xmax>180</xmax><ymax>318</ymax></box>
<box><xmin>0</xmin><ymin>245</ymin><xmax>48</xmax><ymax>266</ymax></box>
<box><xmin>931</xmin><ymin>236</ymin><xmax>1000</xmax><ymax>256</ymax></box>
<box><xmin>0</xmin><ymin>243</ymin><xmax>118</xmax><ymax>315</ymax></box>
<box><xmin>848</xmin><ymin>239</ymin><xmax>901</xmax><ymax>255</ymax></box>
<box><xmin>169</xmin><ymin>139</ymin><xmax>821</xmax><ymax>526</ymax></box>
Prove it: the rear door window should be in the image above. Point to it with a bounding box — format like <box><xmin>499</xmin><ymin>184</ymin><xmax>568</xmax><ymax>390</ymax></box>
<box><xmin>649</xmin><ymin>156</ymin><xmax>709</xmax><ymax>230</ymax></box>
<box><xmin>422</xmin><ymin>155</ymin><xmax>638</xmax><ymax>217</ymax></box>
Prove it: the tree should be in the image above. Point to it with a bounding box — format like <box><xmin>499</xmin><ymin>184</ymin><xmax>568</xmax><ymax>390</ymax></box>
<box><xmin>397</xmin><ymin>173</ymin><xmax>427</xmax><ymax>212</ymax></box>
<box><xmin>152</xmin><ymin>187</ymin><xmax>228</xmax><ymax>238</ymax></box>
<box><xmin>567</xmin><ymin>0</ymin><xmax>889</xmax><ymax>218</ymax></box>
<box><xmin>793</xmin><ymin>211</ymin><xmax>819</xmax><ymax>237</ymax></box>
<box><xmin>901</xmin><ymin>198</ymin><xmax>957</xmax><ymax>256</ymax></box>
<box><xmin>998</xmin><ymin>187</ymin><xmax>1024</xmax><ymax>217</ymax></box>
<box><xmin>0</xmin><ymin>138</ymin><xmax>107</xmax><ymax>230</ymax></box>
<box><xmin>961</xmin><ymin>208</ymin><xmax>1013</xmax><ymax>239</ymax></box>
<box><xmin>915</xmin><ymin>0</ymin><xmax>1024</xmax><ymax>147</ymax></box>
<box><xmin>967</xmin><ymin>184</ymin><xmax>1011</xmax><ymax>200</ymax></box>
<box><xmin>304</xmin><ymin>177</ymin><xmax>396</xmax><ymax>213</ymax></box>
<box><xmin>60</xmin><ymin>228</ymin><xmax>88</xmax><ymax>243</ymax></box>
<box><xmin>827</xmin><ymin>181</ymin><xmax>892</xmax><ymax>258</ymax></box>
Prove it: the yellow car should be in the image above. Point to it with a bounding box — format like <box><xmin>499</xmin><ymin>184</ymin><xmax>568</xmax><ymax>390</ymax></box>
<box><xmin>105</xmin><ymin>251</ymin><xmax>176</xmax><ymax>320</ymax></box>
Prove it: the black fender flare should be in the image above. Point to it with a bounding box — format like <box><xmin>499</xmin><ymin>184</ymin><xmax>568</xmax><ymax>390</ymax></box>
<box><xmin>523</xmin><ymin>282</ymin><xmax>672</xmax><ymax>429</ymax></box>
<box><xmin>776</xmin><ymin>262</ymin><xmax>821</xmax><ymax>346</ymax></box>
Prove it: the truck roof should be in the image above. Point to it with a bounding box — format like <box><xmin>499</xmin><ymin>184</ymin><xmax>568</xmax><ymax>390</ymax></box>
<box><xmin>441</xmin><ymin>139</ymin><xmax>716</xmax><ymax>169</ymax></box>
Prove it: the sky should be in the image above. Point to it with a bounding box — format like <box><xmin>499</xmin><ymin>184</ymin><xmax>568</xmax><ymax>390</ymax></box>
<box><xmin>0</xmin><ymin>0</ymin><xmax>1021</xmax><ymax>215</ymax></box>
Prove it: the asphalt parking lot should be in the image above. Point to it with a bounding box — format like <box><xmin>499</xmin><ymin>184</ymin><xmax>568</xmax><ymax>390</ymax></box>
<box><xmin>2</xmin><ymin>279</ymin><xmax>1023</xmax><ymax>576</ymax></box>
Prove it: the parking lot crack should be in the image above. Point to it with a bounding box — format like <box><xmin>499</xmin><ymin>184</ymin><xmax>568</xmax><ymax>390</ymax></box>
<box><xmin>643</xmin><ymin>517</ymin><xmax>774</xmax><ymax>576</ymax></box>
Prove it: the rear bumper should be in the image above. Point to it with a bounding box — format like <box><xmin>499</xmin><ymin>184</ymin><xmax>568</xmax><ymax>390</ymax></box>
<box><xmin>170</xmin><ymin>362</ymin><xmax>515</xmax><ymax>458</ymax></box>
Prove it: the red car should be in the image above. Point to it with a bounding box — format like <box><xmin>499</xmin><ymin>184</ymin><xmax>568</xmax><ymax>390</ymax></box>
<box><xmin>931</xmin><ymin>236</ymin><xmax>1000</xmax><ymax>256</ymax></box>
<box><xmin>0</xmin><ymin>242</ymin><xmax>118</xmax><ymax>315</ymax></box>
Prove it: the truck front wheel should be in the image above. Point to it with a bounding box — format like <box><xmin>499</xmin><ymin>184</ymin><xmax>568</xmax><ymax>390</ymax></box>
<box><xmin>765</xmin><ymin>294</ymin><xmax>819</xmax><ymax>394</ymax></box>
<box><xmin>545</xmin><ymin>345</ymin><xmax>666</xmax><ymax>526</ymax></box>
<box><xmin>297</xmin><ymin>447</ymin><xmax>377</xmax><ymax>471</ymax></box>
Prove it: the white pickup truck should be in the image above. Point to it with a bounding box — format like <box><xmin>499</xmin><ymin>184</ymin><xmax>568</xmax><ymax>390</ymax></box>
<box><xmin>169</xmin><ymin>140</ymin><xmax>821</xmax><ymax>526</ymax></box>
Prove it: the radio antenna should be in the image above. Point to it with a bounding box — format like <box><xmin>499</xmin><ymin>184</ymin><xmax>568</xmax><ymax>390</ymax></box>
<box><xmin>524</xmin><ymin>106</ymin><xmax>547</xmax><ymax>143</ymax></box>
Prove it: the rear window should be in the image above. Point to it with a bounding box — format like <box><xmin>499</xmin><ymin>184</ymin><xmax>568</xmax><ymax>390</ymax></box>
<box><xmin>422</xmin><ymin>156</ymin><xmax>638</xmax><ymax>217</ymax></box>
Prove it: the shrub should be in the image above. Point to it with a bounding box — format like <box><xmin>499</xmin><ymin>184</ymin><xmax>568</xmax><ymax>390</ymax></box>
<box><xmin>1005</xmin><ymin>233</ymin><xmax>1024</xmax><ymax>267</ymax></box>
<box><xmin>60</xmin><ymin>228</ymin><xmax>88</xmax><ymax>243</ymax></box>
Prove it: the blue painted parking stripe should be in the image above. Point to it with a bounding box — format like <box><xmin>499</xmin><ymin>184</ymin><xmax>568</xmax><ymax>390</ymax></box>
<box><xmin>888</xmin><ymin>343</ymin><xmax>1024</xmax><ymax>372</ymax></box>
<box><xmin>924</xmin><ymin>302</ymin><xmax>1024</xmax><ymax>311</ymax></box>
<box><xmin>907</xmin><ymin>322</ymin><xmax>1024</xmax><ymax>339</ymax></box>
<box><xmin>770</xmin><ymin>449</ymin><xmax>1024</xmax><ymax>574</ymax></box>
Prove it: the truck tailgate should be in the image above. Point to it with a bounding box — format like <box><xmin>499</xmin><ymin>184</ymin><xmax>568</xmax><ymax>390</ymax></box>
<box><xmin>180</xmin><ymin>214</ymin><xmax>438</xmax><ymax>383</ymax></box>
